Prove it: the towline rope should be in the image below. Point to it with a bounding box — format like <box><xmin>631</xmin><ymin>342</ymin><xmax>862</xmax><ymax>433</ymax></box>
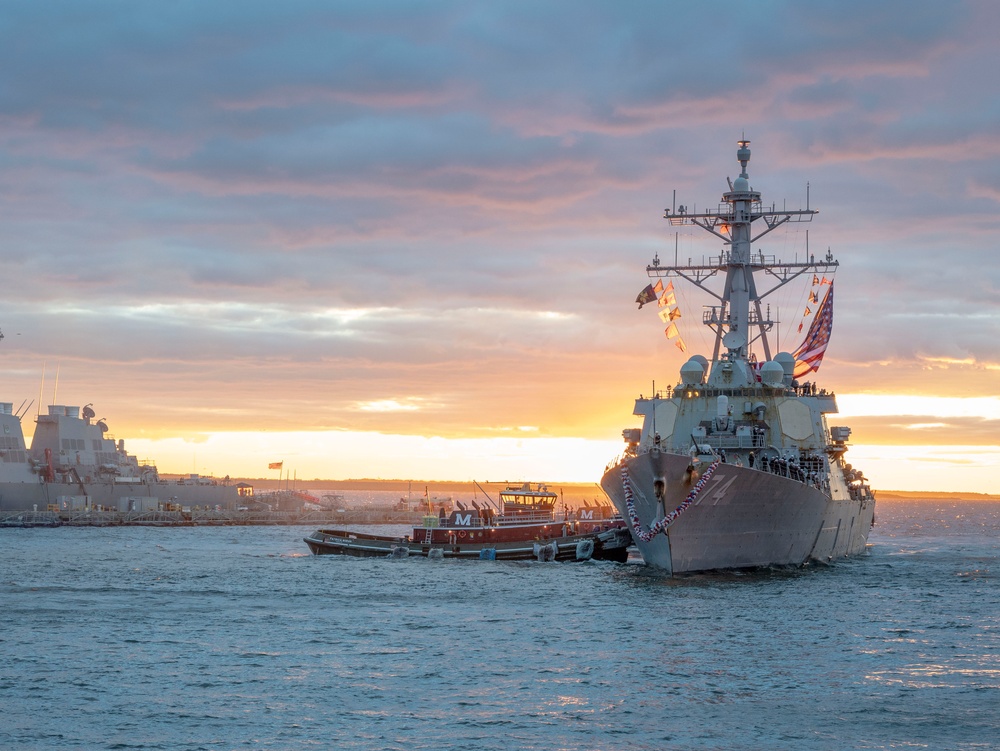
<box><xmin>621</xmin><ymin>461</ymin><xmax>720</xmax><ymax>543</ymax></box>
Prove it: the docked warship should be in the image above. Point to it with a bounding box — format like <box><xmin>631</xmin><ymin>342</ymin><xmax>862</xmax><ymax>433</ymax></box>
<box><xmin>600</xmin><ymin>139</ymin><xmax>875</xmax><ymax>573</ymax></box>
<box><xmin>0</xmin><ymin>402</ymin><xmax>240</xmax><ymax>513</ymax></box>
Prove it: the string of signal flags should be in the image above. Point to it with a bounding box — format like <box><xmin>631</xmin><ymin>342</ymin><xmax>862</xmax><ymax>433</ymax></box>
<box><xmin>797</xmin><ymin>275</ymin><xmax>833</xmax><ymax>333</ymax></box>
<box><xmin>635</xmin><ymin>273</ymin><xmax>835</xmax><ymax>372</ymax></box>
<box><xmin>635</xmin><ymin>279</ymin><xmax>686</xmax><ymax>352</ymax></box>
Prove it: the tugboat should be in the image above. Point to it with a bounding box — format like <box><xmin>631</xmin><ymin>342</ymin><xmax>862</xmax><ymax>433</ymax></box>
<box><xmin>304</xmin><ymin>483</ymin><xmax>631</xmax><ymax>561</ymax></box>
<box><xmin>600</xmin><ymin>139</ymin><xmax>875</xmax><ymax>573</ymax></box>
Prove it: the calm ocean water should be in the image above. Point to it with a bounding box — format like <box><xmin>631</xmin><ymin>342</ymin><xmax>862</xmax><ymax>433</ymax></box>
<box><xmin>2</xmin><ymin>498</ymin><xmax>998</xmax><ymax>751</ymax></box>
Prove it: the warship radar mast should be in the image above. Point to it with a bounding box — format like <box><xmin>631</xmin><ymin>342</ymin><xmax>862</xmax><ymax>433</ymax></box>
<box><xmin>654</xmin><ymin>140</ymin><xmax>837</xmax><ymax>381</ymax></box>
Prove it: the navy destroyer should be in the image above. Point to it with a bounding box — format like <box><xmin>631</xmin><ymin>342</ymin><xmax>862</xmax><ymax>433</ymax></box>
<box><xmin>600</xmin><ymin>139</ymin><xmax>875</xmax><ymax>573</ymax></box>
<box><xmin>0</xmin><ymin>402</ymin><xmax>240</xmax><ymax>513</ymax></box>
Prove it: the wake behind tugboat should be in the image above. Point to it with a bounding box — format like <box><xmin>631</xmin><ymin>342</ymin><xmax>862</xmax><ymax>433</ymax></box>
<box><xmin>304</xmin><ymin>482</ymin><xmax>631</xmax><ymax>562</ymax></box>
<box><xmin>600</xmin><ymin>139</ymin><xmax>875</xmax><ymax>574</ymax></box>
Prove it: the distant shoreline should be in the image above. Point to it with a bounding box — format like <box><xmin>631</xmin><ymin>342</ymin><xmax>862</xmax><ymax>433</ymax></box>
<box><xmin>163</xmin><ymin>476</ymin><xmax>607</xmax><ymax>495</ymax></box>
<box><xmin>871</xmin><ymin>490</ymin><xmax>1000</xmax><ymax>501</ymax></box>
<box><xmin>161</xmin><ymin>476</ymin><xmax>998</xmax><ymax>502</ymax></box>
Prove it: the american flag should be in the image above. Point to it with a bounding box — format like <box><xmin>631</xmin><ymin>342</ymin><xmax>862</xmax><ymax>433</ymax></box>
<box><xmin>793</xmin><ymin>283</ymin><xmax>834</xmax><ymax>378</ymax></box>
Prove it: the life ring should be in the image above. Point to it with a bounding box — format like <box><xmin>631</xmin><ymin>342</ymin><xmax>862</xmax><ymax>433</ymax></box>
<box><xmin>458</xmin><ymin>531</ymin><xmax>466</xmax><ymax>538</ymax></box>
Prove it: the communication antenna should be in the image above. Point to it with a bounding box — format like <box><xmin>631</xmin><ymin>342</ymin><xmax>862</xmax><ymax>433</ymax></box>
<box><xmin>651</xmin><ymin>380</ymin><xmax>657</xmax><ymax>436</ymax></box>
<box><xmin>15</xmin><ymin>399</ymin><xmax>32</xmax><ymax>419</ymax></box>
<box><xmin>473</xmin><ymin>480</ymin><xmax>500</xmax><ymax>511</ymax></box>
<box><xmin>37</xmin><ymin>363</ymin><xmax>45</xmax><ymax>418</ymax></box>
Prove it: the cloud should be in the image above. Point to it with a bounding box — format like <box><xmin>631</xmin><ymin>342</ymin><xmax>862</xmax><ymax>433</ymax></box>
<box><xmin>356</xmin><ymin>398</ymin><xmax>423</xmax><ymax>413</ymax></box>
<box><xmin>1</xmin><ymin>1</ymin><xmax>999</xmax><ymax>486</ymax></box>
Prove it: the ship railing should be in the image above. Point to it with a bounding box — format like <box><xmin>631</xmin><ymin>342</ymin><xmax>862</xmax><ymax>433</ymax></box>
<box><xmin>605</xmin><ymin>453</ymin><xmax>626</xmax><ymax>474</ymax></box>
<box><xmin>688</xmin><ymin>435</ymin><xmax>761</xmax><ymax>450</ymax></box>
<box><xmin>668</xmin><ymin>202</ymin><xmax>816</xmax><ymax>224</ymax></box>
<box><xmin>700</xmin><ymin>308</ymin><xmax>771</xmax><ymax>327</ymax></box>
<box><xmin>754</xmin><ymin>454</ymin><xmax>827</xmax><ymax>492</ymax></box>
<box><xmin>702</xmin><ymin>309</ymin><xmax>724</xmax><ymax>325</ymax></box>
<box><xmin>676</xmin><ymin>386</ymin><xmax>772</xmax><ymax>398</ymax></box>
<box><xmin>497</xmin><ymin>509</ymin><xmax>555</xmax><ymax>525</ymax></box>
<box><xmin>0</xmin><ymin>510</ymin><xmax>61</xmax><ymax>527</ymax></box>
<box><xmin>672</xmin><ymin>385</ymin><xmax>837</xmax><ymax>399</ymax></box>
<box><xmin>1</xmin><ymin>508</ymin><xmax>431</xmax><ymax>527</ymax></box>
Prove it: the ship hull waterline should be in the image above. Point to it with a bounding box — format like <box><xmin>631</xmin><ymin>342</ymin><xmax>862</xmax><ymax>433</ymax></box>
<box><xmin>304</xmin><ymin>528</ymin><xmax>632</xmax><ymax>562</ymax></box>
<box><xmin>0</xmin><ymin>480</ymin><xmax>240</xmax><ymax>513</ymax></box>
<box><xmin>600</xmin><ymin>449</ymin><xmax>874</xmax><ymax>575</ymax></box>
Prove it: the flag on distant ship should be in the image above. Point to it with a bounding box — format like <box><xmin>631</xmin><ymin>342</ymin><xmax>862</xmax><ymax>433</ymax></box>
<box><xmin>636</xmin><ymin>284</ymin><xmax>657</xmax><ymax>308</ymax></box>
<box><xmin>792</xmin><ymin>283</ymin><xmax>834</xmax><ymax>378</ymax></box>
<box><xmin>665</xmin><ymin>323</ymin><xmax>680</xmax><ymax>339</ymax></box>
<box><xmin>675</xmin><ymin>337</ymin><xmax>687</xmax><ymax>352</ymax></box>
<box><xmin>668</xmin><ymin>307</ymin><xmax>682</xmax><ymax>320</ymax></box>
<box><xmin>809</xmin><ymin>291</ymin><xmax>818</xmax><ymax>304</ymax></box>
<box><xmin>268</xmin><ymin>461</ymin><xmax>283</xmax><ymax>470</ymax></box>
<box><xmin>658</xmin><ymin>307</ymin><xmax>673</xmax><ymax>323</ymax></box>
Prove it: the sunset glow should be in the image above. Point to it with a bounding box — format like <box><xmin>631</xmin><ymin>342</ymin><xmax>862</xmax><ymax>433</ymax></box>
<box><xmin>2</xmin><ymin>3</ymin><xmax>998</xmax><ymax>495</ymax></box>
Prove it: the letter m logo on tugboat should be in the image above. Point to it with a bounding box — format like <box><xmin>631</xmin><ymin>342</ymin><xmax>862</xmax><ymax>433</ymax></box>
<box><xmin>578</xmin><ymin>509</ymin><xmax>594</xmax><ymax>520</ymax></box>
<box><xmin>451</xmin><ymin>512</ymin><xmax>473</xmax><ymax>526</ymax></box>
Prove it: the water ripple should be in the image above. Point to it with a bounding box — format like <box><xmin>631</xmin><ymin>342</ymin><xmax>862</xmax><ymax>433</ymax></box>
<box><xmin>1</xmin><ymin>503</ymin><xmax>999</xmax><ymax>750</ymax></box>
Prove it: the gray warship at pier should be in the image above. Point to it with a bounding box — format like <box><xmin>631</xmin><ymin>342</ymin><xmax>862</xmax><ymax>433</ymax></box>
<box><xmin>0</xmin><ymin>402</ymin><xmax>240</xmax><ymax>513</ymax></box>
<box><xmin>600</xmin><ymin>139</ymin><xmax>875</xmax><ymax>573</ymax></box>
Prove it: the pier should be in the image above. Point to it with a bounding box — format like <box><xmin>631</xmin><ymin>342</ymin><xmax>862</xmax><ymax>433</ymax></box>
<box><xmin>0</xmin><ymin>508</ymin><xmax>409</xmax><ymax>528</ymax></box>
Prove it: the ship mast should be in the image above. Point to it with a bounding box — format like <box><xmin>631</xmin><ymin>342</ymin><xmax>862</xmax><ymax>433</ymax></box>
<box><xmin>650</xmin><ymin>139</ymin><xmax>838</xmax><ymax>385</ymax></box>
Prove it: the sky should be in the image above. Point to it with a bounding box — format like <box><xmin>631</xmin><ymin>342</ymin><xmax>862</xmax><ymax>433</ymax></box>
<box><xmin>1</xmin><ymin>1</ymin><xmax>998</xmax><ymax>493</ymax></box>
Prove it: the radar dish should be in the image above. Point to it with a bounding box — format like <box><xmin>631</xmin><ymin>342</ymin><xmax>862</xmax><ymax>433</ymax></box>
<box><xmin>722</xmin><ymin>331</ymin><xmax>746</xmax><ymax>350</ymax></box>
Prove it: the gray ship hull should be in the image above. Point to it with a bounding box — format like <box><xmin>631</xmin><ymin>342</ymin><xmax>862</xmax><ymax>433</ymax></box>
<box><xmin>600</xmin><ymin>449</ymin><xmax>874</xmax><ymax>574</ymax></box>
<box><xmin>0</xmin><ymin>480</ymin><xmax>240</xmax><ymax>513</ymax></box>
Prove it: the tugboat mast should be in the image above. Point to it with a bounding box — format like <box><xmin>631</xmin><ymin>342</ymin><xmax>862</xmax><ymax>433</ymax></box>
<box><xmin>651</xmin><ymin>140</ymin><xmax>838</xmax><ymax>383</ymax></box>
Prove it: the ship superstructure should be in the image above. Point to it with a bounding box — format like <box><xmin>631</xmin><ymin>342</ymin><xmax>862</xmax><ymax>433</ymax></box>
<box><xmin>600</xmin><ymin>140</ymin><xmax>875</xmax><ymax>573</ymax></box>
<box><xmin>30</xmin><ymin>404</ymin><xmax>155</xmax><ymax>484</ymax></box>
<box><xmin>0</xmin><ymin>402</ymin><xmax>239</xmax><ymax>513</ymax></box>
